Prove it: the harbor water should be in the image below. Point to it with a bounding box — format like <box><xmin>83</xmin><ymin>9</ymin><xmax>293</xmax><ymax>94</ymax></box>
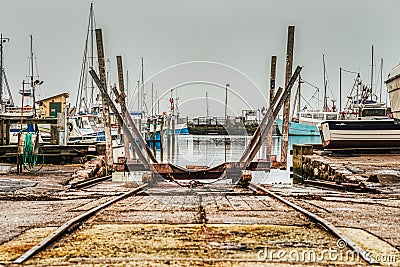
<box><xmin>119</xmin><ymin>135</ymin><xmax>321</xmax><ymax>184</ymax></box>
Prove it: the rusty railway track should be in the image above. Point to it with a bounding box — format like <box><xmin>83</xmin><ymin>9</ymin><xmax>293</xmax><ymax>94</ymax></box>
<box><xmin>248</xmin><ymin>183</ymin><xmax>378</xmax><ymax>265</ymax></box>
<box><xmin>68</xmin><ymin>175</ymin><xmax>113</xmax><ymax>190</ymax></box>
<box><xmin>12</xmin><ymin>180</ymin><xmax>379</xmax><ymax>265</ymax></box>
<box><xmin>13</xmin><ymin>183</ymin><xmax>149</xmax><ymax>264</ymax></box>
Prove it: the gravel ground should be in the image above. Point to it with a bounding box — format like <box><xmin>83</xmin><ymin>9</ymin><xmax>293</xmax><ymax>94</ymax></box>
<box><xmin>0</xmin><ymin>164</ymin><xmax>398</xmax><ymax>266</ymax></box>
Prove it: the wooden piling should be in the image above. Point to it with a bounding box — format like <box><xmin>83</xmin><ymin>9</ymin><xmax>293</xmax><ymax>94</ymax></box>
<box><xmin>95</xmin><ymin>29</ymin><xmax>113</xmax><ymax>169</ymax></box>
<box><xmin>152</xmin><ymin>117</ymin><xmax>157</xmax><ymax>154</ymax></box>
<box><xmin>280</xmin><ymin>25</ymin><xmax>295</xmax><ymax>169</ymax></box>
<box><xmin>266</xmin><ymin>56</ymin><xmax>277</xmax><ymax>158</ymax></box>
<box><xmin>159</xmin><ymin>116</ymin><xmax>164</xmax><ymax>162</ymax></box>
<box><xmin>292</xmin><ymin>144</ymin><xmax>313</xmax><ymax>183</ymax></box>
<box><xmin>116</xmin><ymin>55</ymin><xmax>130</xmax><ymax>160</ymax></box>
<box><xmin>146</xmin><ymin>117</ymin><xmax>151</xmax><ymax>144</ymax></box>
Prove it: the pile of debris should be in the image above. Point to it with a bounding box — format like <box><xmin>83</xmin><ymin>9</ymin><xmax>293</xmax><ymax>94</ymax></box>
<box><xmin>71</xmin><ymin>156</ymin><xmax>107</xmax><ymax>182</ymax></box>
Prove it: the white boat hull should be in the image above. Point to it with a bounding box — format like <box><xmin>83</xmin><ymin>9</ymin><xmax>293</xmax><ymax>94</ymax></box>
<box><xmin>320</xmin><ymin>120</ymin><xmax>400</xmax><ymax>149</ymax></box>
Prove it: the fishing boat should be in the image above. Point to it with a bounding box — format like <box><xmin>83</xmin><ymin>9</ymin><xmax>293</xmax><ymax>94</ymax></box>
<box><xmin>320</xmin><ymin>48</ymin><xmax>397</xmax><ymax>149</ymax></box>
<box><xmin>4</xmin><ymin>35</ymin><xmax>50</xmax><ymax>143</ymax></box>
<box><xmin>187</xmin><ymin>110</ymin><xmax>261</xmax><ymax>135</ymax></box>
<box><xmin>320</xmin><ymin>119</ymin><xmax>400</xmax><ymax>149</ymax></box>
<box><xmin>277</xmin><ymin>56</ymin><xmax>339</xmax><ymax>136</ymax></box>
<box><xmin>276</xmin><ymin>110</ymin><xmax>339</xmax><ymax>136</ymax></box>
<box><xmin>386</xmin><ymin>63</ymin><xmax>400</xmax><ymax>121</ymax></box>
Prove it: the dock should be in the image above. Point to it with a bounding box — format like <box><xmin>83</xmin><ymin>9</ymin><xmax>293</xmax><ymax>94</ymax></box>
<box><xmin>293</xmin><ymin>144</ymin><xmax>400</xmax><ymax>194</ymax></box>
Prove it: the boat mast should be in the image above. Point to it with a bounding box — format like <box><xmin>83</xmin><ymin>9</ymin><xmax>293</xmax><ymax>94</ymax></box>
<box><xmin>141</xmin><ymin>57</ymin><xmax>145</xmax><ymax>116</ymax></box>
<box><xmin>0</xmin><ymin>34</ymin><xmax>11</xmax><ymax>110</ymax></box>
<box><xmin>156</xmin><ymin>90</ymin><xmax>159</xmax><ymax>114</ymax></box>
<box><xmin>151</xmin><ymin>83</ymin><xmax>154</xmax><ymax>117</ymax></box>
<box><xmin>370</xmin><ymin>45</ymin><xmax>374</xmax><ymax>101</ymax></box>
<box><xmin>89</xmin><ymin>2</ymin><xmax>95</xmax><ymax>110</ymax></box>
<box><xmin>339</xmin><ymin>67</ymin><xmax>342</xmax><ymax>111</ymax></box>
<box><xmin>0</xmin><ymin>34</ymin><xmax>2</xmax><ymax>108</ymax></box>
<box><xmin>379</xmin><ymin>58</ymin><xmax>383</xmax><ymax>103</ymax></box>
<box><xmin>206</xmin><ymin>91</ymin><xmax>209</xmax><ymax>118</ymax></box>
<box><xmin>0</xmin><ymin>34</ymin><xmax>4</xmax><ymax>108</ymax></box>
<box><xmin>29</xmin><ymin>35</ymin><xmax>37</xmax><ymax>118</ymax></box>
<box><xmin>224</xmin><ymin>83</ymin><xmax>229</xmax><ymax>123</ymax></box>
<box><xmin>323</xmin><ymin>54</ymin><xmax>328</xmax><ymax>112</ymax></box>
<box><xmin>126</xmin><ymin>70</ymin><xmax>129</xmax><ymax>107</ymax></box>
<box><xmin>297</xmin><ymin>74</ymin><xmax>301</xmax><ymax>115</ymax></box>
<box><xmin>137</xmin><ymin>80</ymin><xmax>140</xmax><ymax>112</ymax></box>
<box><xmin>76</xmin><ymin>2</ymin><xmax>96</xmax><ymax>114</ymax></box>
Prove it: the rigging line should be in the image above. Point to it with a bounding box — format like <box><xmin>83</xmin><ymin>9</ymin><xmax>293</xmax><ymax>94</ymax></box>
<box><xmin>310</xmin><ymin>95</ymin><xmax>324</xmax><ymax>104</ymax></box>
<box><xmin>324</xmin><ymin>66</ymin><xmax>335</xmax><ymax>100</ymax></box>
<box><xmin>300</xmin><ymin>78</ymin><xmax>321</xmax><ymax>106</ymax></box>
<box><xmin>300</xmin><ymin>94</ymin><xmax>316</xmax><ymax>111</ymax></box>
<box><xmin>300</xmin><ymin>78</ymin><xmax>320</xmax><ymax>91</ymax></box>
<box><xmin>127</xmin><ymin>72</ymin><xmax>142</xmax><ymax>111</ymax></box>
<box><xmin>344</xmin><ymin>76</ymin><xmax>359</xmax><ymax>109</ymax></box>
<box><xmin>2</xmin><ymin>71</ymin><xmax>14</xmax><ymax>105</ymax></box>
<box><xmin>341</xmin><ymin>68</ymin><xmax>359</xmax><ymax>75</ymax></box>
<box><xmin>76</xmin><ymin>13</ymin><xmax>91</xmax><ymax>112</ymax></box>
<box><xmin>321</xmin><ymin>57</ymin><xmax>335</xmax><ymax>101</ymax></box>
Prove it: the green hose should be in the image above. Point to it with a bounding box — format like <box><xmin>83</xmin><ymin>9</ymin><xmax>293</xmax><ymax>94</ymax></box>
<box><xmin>21</xmin><ymin>132</ymin><xmax>44</xmax><ymax>172</ymax></box>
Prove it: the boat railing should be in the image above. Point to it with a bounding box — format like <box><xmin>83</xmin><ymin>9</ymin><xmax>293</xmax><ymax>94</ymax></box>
<box><xmin>5</xmin><ymin>106</ymin><xmax>34</xmax><ymax>113</ymax></box>
<box><xmin>298</xmin><ymin>111</ymin><xmax>339</xmax><ymax>121</ymax></box>
<box><xmin>190</xmin><ymin>116</ymin><xmax>247</xmax><ymax>126</ymax></box>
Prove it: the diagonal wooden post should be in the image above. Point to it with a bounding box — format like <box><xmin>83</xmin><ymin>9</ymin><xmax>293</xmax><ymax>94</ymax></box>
<box><xmin>90</xmin><ymin>69</ymin><xmax>154</xmax><ymax>169</ymax></box>
<box><xmin>244</xmin><ymin>66</ymin><xmax>302</xmax><ymax>168</ymax></box>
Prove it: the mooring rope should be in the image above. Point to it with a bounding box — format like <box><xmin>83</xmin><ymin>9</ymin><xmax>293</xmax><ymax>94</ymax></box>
<box><xmin>21</xmin><ymin>131</ymin><xmax>44</xmax><ymax>172</ymax></box>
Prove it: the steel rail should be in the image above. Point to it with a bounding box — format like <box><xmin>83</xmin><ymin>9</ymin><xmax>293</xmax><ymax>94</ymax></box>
<box><xmin>248</xmin><ymin>183</ymin><xmax>379</xmax><ymax>265</ymax></box>
<box><xmin>14</xmin><ymin>183</ymin><xmax>149</xmax><ymax>264</ymax></box>
<box><xmin>68</xmin><ymin>175</ymin><xmax>113</xmax><ymax>190</ymax></box>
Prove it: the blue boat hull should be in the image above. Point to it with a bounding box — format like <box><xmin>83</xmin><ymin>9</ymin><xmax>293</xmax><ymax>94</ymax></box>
<box><xmin>275</xmin><ymin>118</ymin><xmax>320</xmax><ymax>136</ymax></box>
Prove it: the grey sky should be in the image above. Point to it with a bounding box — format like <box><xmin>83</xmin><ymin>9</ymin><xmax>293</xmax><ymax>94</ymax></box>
<box><xmin>1</xmin><ymin>0</ymin><xmax>399</xmax><ymax>117</ymax></box>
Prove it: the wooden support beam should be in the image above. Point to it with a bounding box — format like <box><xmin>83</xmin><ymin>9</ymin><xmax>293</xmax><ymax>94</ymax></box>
<box><xmin>240</xmin><ymin>87</ymin><xmax>283</xmax><ymax>165</ymax></box>
<box><xmin>244</xmin><ymin>66</ymin><xmax>302</xmax><ymax>168</ymax></box>
<box><xmin>89</xmin><ymin>69</ymin><xmax>156</xmax><ymax>168</ymax></box>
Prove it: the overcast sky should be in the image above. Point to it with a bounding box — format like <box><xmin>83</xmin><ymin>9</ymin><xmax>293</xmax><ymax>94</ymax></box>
<box><xmin>1</xmin><ymin>0</ymin><xmax>399</xmax><ymax>117</ymax></box>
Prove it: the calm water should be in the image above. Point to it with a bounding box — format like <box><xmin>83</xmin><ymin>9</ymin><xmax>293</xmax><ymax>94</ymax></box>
<box><xmin>119</xmin><ymin>135</ymin><xmax>321</xmax><ymax>184</ymax></box>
